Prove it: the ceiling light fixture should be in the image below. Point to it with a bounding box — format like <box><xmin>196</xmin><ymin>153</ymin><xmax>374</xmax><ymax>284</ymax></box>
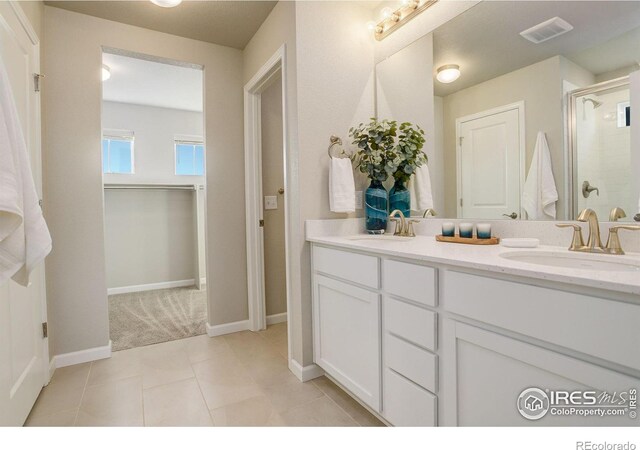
<box><xmin>436</xmin><ymin>64</ymin><xmax>460</xmax><ymax>84</ymax></box>
<box><xmin>101</xmin><ymin>64</ymin><xmax>111</xmax><ymax>82</ymax></box>
<box><xmin>372</xmin><ymin>0</ymin><xmax>438</xmax><ymax>41</ymax></box>
<box><xmin>150</xmin><ymin>0</ymin><xmax>183</xmax><ymax>8</ymax></box>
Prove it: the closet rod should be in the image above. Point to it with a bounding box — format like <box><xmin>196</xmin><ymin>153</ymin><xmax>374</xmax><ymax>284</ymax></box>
<box><xmin>103</xmin><ymin>184</ymin><xmax>204</xmax><ymax>191</ymax></box>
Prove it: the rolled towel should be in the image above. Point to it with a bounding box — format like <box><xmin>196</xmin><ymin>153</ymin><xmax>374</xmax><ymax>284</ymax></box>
<box><xmin>329</xmin><ymin>157</ymin><xmax>355</xmax><ymax>213</ymax></box>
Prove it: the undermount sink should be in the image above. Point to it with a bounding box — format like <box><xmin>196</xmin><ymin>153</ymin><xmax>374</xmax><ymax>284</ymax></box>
<box><xmin>347</xmin><ymin>234</ymin><xmax>414</xmax><ymax>241</ymax></box>
<box><xmin>499</xmin><ymin>250</ymin><xmax>640</xmax><ymax>272</ymax></box>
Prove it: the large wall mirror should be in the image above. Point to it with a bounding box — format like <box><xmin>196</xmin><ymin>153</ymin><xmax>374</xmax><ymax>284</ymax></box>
<box><xmin>376</xmin><ymin>1</ymin><xmax>640</xmax><ymax>221</ymax></box>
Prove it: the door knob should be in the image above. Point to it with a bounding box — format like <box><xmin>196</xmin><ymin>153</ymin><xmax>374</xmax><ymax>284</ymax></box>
<box><xmin>278</xmin><ymin>188</ymin><xmax>284</xmax><ymax>195</ymax></box>
<box><xmin>502</xmin><ymin>212</ymin><xmax>518</xmax><ymax>219</ymax></box>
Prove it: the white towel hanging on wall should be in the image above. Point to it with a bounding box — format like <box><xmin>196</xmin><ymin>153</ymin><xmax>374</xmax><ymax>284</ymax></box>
<box><xmin>409</xmin><ymin>157</ymin><xmax>434</xmax><ymax>212</ymax></box>
<box><xmin>0</xmin><ymin>54</ymin><xmax>52</xmax><ymax>286</ymax></box>
<box><xmin>522</xmin><ymin>131</ymin><xmax>558</xmax><ymax>220</ymax></box>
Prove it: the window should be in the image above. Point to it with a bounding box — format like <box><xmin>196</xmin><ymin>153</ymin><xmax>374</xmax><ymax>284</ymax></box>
<box><xmin>175</xmin><ymin>140</ymin><xmax>204</xmax><ymax>176</ymax></box>
<box><xmin>102</xmin><ymin>133</ymin><xmax>134</xmax><ymax>174</ymax></box>
<box><xmin>617</xmin><ymin>101</ymin><xmax>630</xmax><ymax>128</ymax></box>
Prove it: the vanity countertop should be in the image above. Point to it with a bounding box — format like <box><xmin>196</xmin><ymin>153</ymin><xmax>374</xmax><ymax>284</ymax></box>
<box><xmin>308</xmin><ymin>235</ymin><xmax>640</xmax><ymax>297</ymax></box>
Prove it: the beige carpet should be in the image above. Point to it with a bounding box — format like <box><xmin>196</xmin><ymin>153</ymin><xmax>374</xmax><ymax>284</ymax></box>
<box><xmin>108</xmin><ymin>286</ymin><xmax>207</xmax><ymax>351</ymax></box>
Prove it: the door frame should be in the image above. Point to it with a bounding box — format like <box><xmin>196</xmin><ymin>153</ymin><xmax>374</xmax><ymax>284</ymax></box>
<box><xmin>455</xmin><ymin>101</ymin><xmax>526</xmax><ymax>219</ymax></box>
<box><xmin>4</xmin><ymin>0</ymin><xmax>51</xmax><ymax>386</ymax></box>
<box><xmin>243</xmin><ymin>45</ymin><xmax>292</xmax><ymax>350</ymax></box>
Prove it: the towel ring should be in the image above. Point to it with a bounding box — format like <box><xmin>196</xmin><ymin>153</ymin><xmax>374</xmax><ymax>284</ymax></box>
<box><xmin>328</xmin><ymin>135</ymin><xmax>354</xmax><ymax>160</ymax></box>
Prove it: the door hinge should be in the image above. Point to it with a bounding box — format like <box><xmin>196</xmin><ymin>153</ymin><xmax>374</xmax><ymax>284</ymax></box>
<box><xmin>42</xmin><ymin>322</ymin><xmax>48</xmax><ymax>338</ymax></box>
<box><xmin>259</xmin><ymin>219</ymin><xmax>264</xmax><ymax>227</ymax></box>
<box><xmin>459</xmin><ymin>136</ymin><xmax>464</xmax><ymax>147</ymax></box>
<box><xmin>460</xmin><ymin>198</ymin><xmax>463</xmax><ymax>207</ymax></box>
<box><xmin>33</xmin><ymin>73</ymin><xmax>45</xmax><ymax>92</ymax></box>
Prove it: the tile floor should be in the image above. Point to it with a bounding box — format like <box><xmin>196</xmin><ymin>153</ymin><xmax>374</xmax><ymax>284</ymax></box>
<box><xmin>25</xmin><ymin>322</ymin><xmax>385</xmax><ymax>427</ymax></box>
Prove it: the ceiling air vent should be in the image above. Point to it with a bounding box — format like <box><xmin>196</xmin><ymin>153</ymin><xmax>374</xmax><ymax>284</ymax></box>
<box><xmin>520</xmin><ymin>17</ymin><xmax>573</xmax><ymax>44</ymax></box>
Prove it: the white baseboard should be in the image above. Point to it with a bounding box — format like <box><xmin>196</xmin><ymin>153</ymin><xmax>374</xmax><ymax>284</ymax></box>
<box><xmin>53</xmin><ymin>340</ymin><xmax>112</xmax><ymax>369</ymax></box>
<box><xmin>289</xmin><ymin>359</ymin><xmax>324</xmax><ymax>382</ymax></box>
<box><xmin>107</xmin><ymin>279</ymin><xmax>195</xmax><ymax>295</ymax></box>
<box><xmin>266</xmin><ymin>312</ymin><xmax>287</xmax><ymax>325</ymax></box>
<box><xmin>206</xmin><ymin>320</ymin><xmax>249</xmax><ymax>337</ymax></box>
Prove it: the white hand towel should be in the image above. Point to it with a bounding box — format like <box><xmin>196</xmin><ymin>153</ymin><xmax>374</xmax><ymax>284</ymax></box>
<box><xmin>0</xmin><ymin>54</ymin><xmax>52</xmax><ymax>286</ymax></box>
<box><xmin>522</xmin><ymin>131</ymin><xmax>558</xmax><ymax>220</ymax></box>
<box><xmin>409</xmin><ymin>158</ymin><xmax>434</xmax><ymax>212</ymax></box>
<box><xmin>329</xmin><ymin>157</ymin><xmax>355</xmax><ymax>213</ymax></box>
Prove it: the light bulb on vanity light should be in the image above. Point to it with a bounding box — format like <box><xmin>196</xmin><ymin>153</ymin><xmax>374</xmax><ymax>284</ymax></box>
<box><xmin>101</xmin><ymin>64</ymin><xmax>111</xmax><ymax>82</ymax></box>
<box><xmin>436</xmin><ymin>64</ymin><xmax>461</xmax><ymax>84</ymax></box>
<box><xmin>380</xmin><ymin>7</ymin><xmax>393</xmax><ymax>20</ymax></box>
<box><xmin>150</xmin><ymin>0</ymin><xmax>182</xmax><ymax>7</ymax></box>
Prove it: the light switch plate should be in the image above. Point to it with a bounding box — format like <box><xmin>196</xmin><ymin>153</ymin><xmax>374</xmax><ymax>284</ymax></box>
<box><xmin>355</xmin><ymin>191</ymin><xmax>363</xmax><ymax>209</ymax></box>
<box><xmin>264</xmin><ymin>195</ymin><xmax>278</xmax><ymax>210</ymax></box>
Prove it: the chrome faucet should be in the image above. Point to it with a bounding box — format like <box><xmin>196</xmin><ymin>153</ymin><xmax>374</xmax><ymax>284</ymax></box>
<box><xmin>389</xmin><ymin>210</ymin><xmax>419</xmax><ymax>237</ymax></box>
<box><xmin>576</xmin><ymin>208</ymin><xmax>605</xmax><ymax>252</ymax></box>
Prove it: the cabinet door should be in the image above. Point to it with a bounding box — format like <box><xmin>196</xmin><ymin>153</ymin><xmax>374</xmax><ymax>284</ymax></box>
<box><xmin>442</xmin><ymin>320</ymin><xmax>640</xmax><ymax>426</ymax></box>
<box><xmin>313</xmin><ymin>275</ymin><xmax>381</xmax><ymax>411</ymax></box>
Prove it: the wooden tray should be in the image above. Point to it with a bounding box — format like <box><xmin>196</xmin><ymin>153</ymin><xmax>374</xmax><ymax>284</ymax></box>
<box><xmin>435</xmin><ymin>234</ymin><xmax>500</xmax><ymax>245</ymax></box>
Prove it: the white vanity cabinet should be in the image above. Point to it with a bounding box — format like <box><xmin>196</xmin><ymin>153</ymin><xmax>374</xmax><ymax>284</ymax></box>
<box><xmin>310</xmin><ymin>242</ymin><xmax>640</xmax><ymax>427</ymax></box>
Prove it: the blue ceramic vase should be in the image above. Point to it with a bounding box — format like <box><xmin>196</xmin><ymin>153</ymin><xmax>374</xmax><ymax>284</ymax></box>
<box><xmin>365</xmin><ymin>180</ymin><xmax>388</xmax><ymax>234</ymax></box>
<box><xmin>389</xmin><ymin>178</ymin><xmax>410</xmax><ymax>218</ymax></box>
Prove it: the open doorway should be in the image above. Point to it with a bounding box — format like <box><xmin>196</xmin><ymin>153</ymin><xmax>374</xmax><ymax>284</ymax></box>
<box><xmin>101</xmin><ymin>50</ymin><xmax>207</xmax><ymax>351</ymax></box>
<box><xmin>244</xmin><ymin>46</ymin><xmax>290</xmax><ymax>361</ymax></box>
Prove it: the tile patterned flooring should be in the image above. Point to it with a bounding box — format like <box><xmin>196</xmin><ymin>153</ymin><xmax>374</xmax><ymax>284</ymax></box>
<box><xmin>25</xmin><ymin>323</ymin><xmax>385</xmax><ymax>427</ymax></box>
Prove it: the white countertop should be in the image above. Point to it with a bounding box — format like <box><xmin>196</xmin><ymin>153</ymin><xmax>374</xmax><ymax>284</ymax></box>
<box><xmin>308</xmin><ymin>235</ymin><xmax>640</xmax><ymax>297</ymax></box>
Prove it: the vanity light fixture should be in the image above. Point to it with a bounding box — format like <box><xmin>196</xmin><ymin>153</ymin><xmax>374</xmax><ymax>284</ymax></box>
<box><xmin>372</xmin><ymin>0</ymin><xmax>438</xmax><ymax>41</ymax></box>
<box><xmin>150</xmin><ymin>0</ymin><xmax>183</xmax><ymax>7</ymax></box>
<box><xmin>101</xmin><ymin>64</ymin><xmax>111</xmax><ymax>82</ymax></box>
<box><xmin>436</xmin><ymin>64</ymin><xmax>460</xmax><ymax>84</ymax></box>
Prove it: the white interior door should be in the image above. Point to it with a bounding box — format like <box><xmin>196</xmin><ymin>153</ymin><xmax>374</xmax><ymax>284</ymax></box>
<box><xmin>0</xmin><ymin>2</ymin><xmax>48</xmax><ymax>426</ymax></box>
<box><xmin>457</xmin><ymin>105</ymin><xmax>523</xmax><ymax>219</ymax></box>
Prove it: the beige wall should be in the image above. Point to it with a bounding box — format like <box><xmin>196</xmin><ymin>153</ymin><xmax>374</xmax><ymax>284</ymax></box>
<box><xmin>18</xmin><ymin>1</ymin><xmax>43</xmax><ymax>40</ymax></box>
<box><xmin>42</xmin><ymin>6</ymin><xmax>244</xmax><ymax>356</ymax></box>
<box><xmin>442</xmin><ymin>56</ymin><xmax>565</xmax><ymax>218</ymax></box>
<box><xmin>104</xmin><ymin>190</ymin><xmax>196</xmax><ymax>289</ymax></box>
<box><xmin>261</xmin><ymin>78</ymin><xmax>287</xmax><ymax>317</ymax></box>
<box><xmin>295</xmin><ymin>1</ymin><xmax>375</xmax><ymax>366</ymax></box>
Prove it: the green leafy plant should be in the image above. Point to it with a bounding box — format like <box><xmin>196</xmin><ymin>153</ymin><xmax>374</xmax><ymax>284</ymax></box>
<box><xmin>349</xmin><ymin>118</ymin><xmax>401</xmax><ymax>182</ymax></box>
<box><xmin>393</xmin><ymin>122</ymin><xmax>427</xmax><ymax>184</ymax></box>
<box><xmin>349</xmin><ymin>118</ymin><xmax>427</xmax><ymax>183</ymax></box>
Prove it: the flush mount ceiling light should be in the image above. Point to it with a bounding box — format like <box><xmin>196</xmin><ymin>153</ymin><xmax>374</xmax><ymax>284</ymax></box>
<box><xmin>372</xmin><ymin>0</ymin><xmax>438</xmax><ymax>41</ymax></box>
<box><xmin>101</xmin><ymin>64</ymin><xmax>111</xmax><ymax>82</ymax></box>
<box><xmin>436</xmin><ymin>64</ymin><xmax>460</xmax><ymax>84</ymax></box>
<box><xmin>150</xmin><ymin>0</ymin><xmax>183</xmax><ymax>8</ymax></box>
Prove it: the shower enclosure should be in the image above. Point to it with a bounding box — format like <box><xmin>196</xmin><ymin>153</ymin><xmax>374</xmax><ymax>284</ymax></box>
<box><xmin>568</xmin><ymin>77</ymin><xmax>637</xmax><ymax>221</ymax></box>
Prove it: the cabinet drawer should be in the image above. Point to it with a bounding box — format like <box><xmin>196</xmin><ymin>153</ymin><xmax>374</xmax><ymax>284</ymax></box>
<box><xmin>383</xmin><ymin>259</ymin><xmax>436</xmax><ymax>306</ymax></box>
<box><xmin>385</xmin><ymin>296</ymin><xmax>436</xmax><ymax>351</ymax></box>
<box><xmin>383</xmin><ymin>368</ymin><xmax>437</xmax><ymax>427</ymax></box>
<box><xmin>385</xmin><ymin>333</ymin><xmax>437</xmax><ymax>392</ymax></box>
<box><xmin>313</xmin><ymin>246</ymin><xmax>379</xmax><ymax>289</ymax></box>
<box><xmin>444</xmin><ymin>271</ymin><xmax>640</xmax><ymax>371</ymax></box>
